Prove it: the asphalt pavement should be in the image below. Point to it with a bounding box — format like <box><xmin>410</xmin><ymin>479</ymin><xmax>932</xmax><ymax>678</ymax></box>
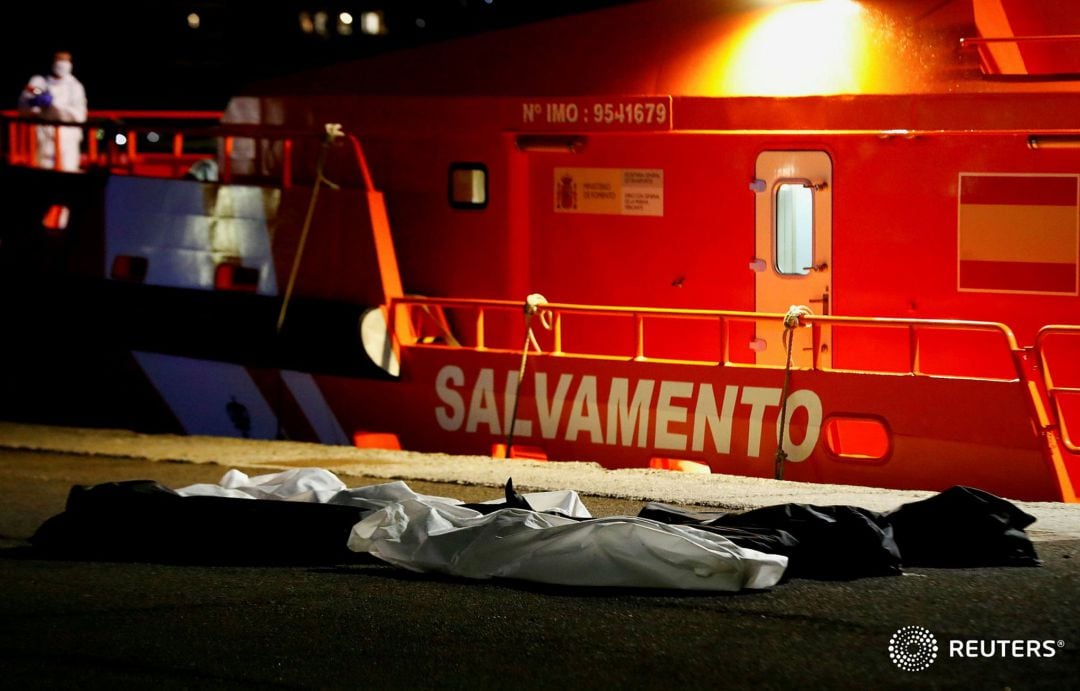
<box><xmin>0</xmin><ymin>447</ymin><xmax>1077</xmax><ymax>689</ymax></box>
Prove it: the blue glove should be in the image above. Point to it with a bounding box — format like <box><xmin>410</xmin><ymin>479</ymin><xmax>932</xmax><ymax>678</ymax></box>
<box><xmin>32</xmin><ymin>91</ymin><xmax>53</xmax><ymax>108</ymax></box>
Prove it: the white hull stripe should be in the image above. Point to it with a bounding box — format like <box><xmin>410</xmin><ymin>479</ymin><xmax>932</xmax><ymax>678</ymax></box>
<box><xmin>281</xmin><ymin>370</ymin><xmax>350</xmax><ymax>445</ymax></box>
<box><xmin>134</xmin><ymin>352</ymin><xmax>349</xmax><ymax>444</ymax></box>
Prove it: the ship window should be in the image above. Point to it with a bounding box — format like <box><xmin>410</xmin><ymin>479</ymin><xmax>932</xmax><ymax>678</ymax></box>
<box><xmin>775</xmin><ymin>183</ymin><xmax>813</xmax><ymax>275</ymax></box>
<box><xmin>449</xmin><ymin>163</ymin><xmax>488</xmax><ymax>209</ymax></box>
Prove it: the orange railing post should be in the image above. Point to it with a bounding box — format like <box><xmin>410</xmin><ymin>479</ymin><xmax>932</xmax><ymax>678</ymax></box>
<box><xmin>634</xmin><ymin>313</ymin><xmax>645</xmax><ymax>360</ymax></box>
<box><xmin>282</xmin><ymin>138</ymin><xmax>294</xmax><ymax>188</ymax></box>
<box><xmin>126</xmin><ymin>129</ymin><xmax>137</xmax><ymax>164</ymax></box>
<box><xmin>553</xmin><ymin>311</ymin><xmax>563</xmax><ymax>355</ymax></box>
<box><xmin>475</xmin><ymin>308</ymin><xmax>485</xmax><ymax>350</ymax></box>
<box><xmin>11</xmin><ymin>124</ymin><xmax>20</xmax><ymax>164</ymax></box>
<box><xmin>172</xmin><ymin>132</ymin><xmax>184</xmax><ymax>177</ymax></box>
<box><xmin>28</xmin><ymin>123</ymin><xmax>37</xmax><ymax>167</ymax></box>
<box><xmin>222</xmin><ymin>136</ymin><xmax>234</xmax><ymax>182</ymax></box>
<box><xmin>908</xmin><ymin>324</ymin><xmax>919</xmax><ymax>375</ymax></box>
<box><xmin>88</xmin><ymin>127</ymin><xmax>99</xmax><ymax>166</ymax></box>
<box><xmin>53</xmin><ymin>126</ymin><xmax>62</xmax><ymax>171</ymax></box>
<box><xmin>718</xmin><ymin>316</ymin><xmax>729</xmax><ymax>365</ymax></box>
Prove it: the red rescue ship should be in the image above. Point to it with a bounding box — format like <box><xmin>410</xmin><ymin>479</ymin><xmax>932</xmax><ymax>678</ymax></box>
<box><xmin>2</xmin><ymin>0</ymin><xmax>1080</xmax><ymax>501</ymax></box>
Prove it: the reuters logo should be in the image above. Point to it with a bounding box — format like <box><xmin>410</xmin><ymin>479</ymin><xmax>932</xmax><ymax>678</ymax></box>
<box><xmin>889</xmin><ymin>626</ymin><xmax>939</xmax><ymax>672</ymax></box>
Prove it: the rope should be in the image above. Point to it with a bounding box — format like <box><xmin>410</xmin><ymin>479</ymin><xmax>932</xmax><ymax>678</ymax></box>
<box><xmin>275</xmin><ymin>123</ymin><xmax>343</xmax><ymax>335</ymax></box>
<box><xmin>775</xmin><ymin>304</ymin><xmax>813</xmax><ymax>480</ymax></box>
<box><xmin>505</xmin><ymin>293</ymin><xmax>548</xmax><ymax>456</ymax></box>
<box><xmin>273</xmin><ymin>123</ymin><xmax>343</xmax><ymax>440</ymax></box>
<box><xmin>418</xmin><ymin>304</ymin><xmax>461</xmax><ymax>347</ymax></box>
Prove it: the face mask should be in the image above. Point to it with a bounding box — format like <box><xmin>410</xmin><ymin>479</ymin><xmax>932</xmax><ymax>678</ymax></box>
<box><xmin>52</xmin><ymin>60</ymin><xmax>73</xmax><ymax>78</ymax></box>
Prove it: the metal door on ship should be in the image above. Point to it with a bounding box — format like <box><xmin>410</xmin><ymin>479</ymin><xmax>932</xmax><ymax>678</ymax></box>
<box><xmin>751</xmin><ymin>150</ymin><xmax>833</xmax><ymax>368</ymax></box>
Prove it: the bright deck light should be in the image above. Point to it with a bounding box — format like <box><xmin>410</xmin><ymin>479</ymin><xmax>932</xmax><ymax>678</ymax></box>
<box><xmin>723</xmin><ymin>0</ymin><xmax>865</xmax><ymax>95</ymax></box>
<box><xmin>681</xmin><ymin>0</ymin><xmax>906</xmax><ymax>97</ymax></box>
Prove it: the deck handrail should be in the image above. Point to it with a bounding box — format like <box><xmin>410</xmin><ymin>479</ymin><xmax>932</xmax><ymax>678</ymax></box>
<box><xmin>960</xmin><ymin>34</ymin><xmax>1080</xmax><ymax>47</ymax></box>
<box><xmin>1034</xmin><ymin>325</ymin><xmax>1080</xmax><ymax>453</ymax></box>
<box><xmin>1</xmin><ymin>111</ymin><xmax>374</xmax><ymax>190</ymax></box>
<box><xmin>390</xmin><ymin>295</ymin><xmax>1023</xmax><ymax>379</ymax></box>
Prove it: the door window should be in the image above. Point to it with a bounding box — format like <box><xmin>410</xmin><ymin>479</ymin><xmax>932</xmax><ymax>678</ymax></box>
<box><xmin>775</xmin><ymin>182</ymin><xmax>814</xmax><ymax>276</ymax></box>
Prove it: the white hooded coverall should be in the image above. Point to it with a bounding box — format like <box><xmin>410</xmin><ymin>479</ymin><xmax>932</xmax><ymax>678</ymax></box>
<box><xmin>18</xmin><ymin>70</ymin><xmax>88</xmax><ymax>172</ymax></box>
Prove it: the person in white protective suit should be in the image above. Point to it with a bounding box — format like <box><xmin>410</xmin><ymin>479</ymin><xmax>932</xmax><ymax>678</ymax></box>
<box><xmin>17</xmin><ymin>51</ymin><xmax>87</xmax><ymax>172</ymax></box>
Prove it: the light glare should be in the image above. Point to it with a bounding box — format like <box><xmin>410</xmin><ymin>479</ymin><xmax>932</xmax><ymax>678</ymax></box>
<box><xmin>337</xmin><ymin>12</ymin><xmax>354</xmax><ymax>35</ymax></box>
<box><xmin>361</xmin><ymin>11</ymin><xmax>386</xmax><ymax>35</ymax></box>
<box><xmin>314</xmin><ymin>11</ymin><xmax>329</xmax><ymax>37</ymax></box>
<box><xmin>696</xmin><ymin>0</ymin><xmax>872</xmax><ymax>96</ymax></box>
<box><xmin>728</xmin><ymin>0</ymin><xmax>863</xmax><ymax>95</ymax></box>
<box><xmin>299</xmin><ymin>12</ymin><xmax>314</xmax><ymax>34</ymax></box>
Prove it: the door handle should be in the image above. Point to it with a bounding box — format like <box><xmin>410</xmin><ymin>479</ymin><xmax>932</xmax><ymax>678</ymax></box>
<box><xmin>802</xmin><ymin>261</ymin><xmax>829</xmax><ymax>273</ymax></box>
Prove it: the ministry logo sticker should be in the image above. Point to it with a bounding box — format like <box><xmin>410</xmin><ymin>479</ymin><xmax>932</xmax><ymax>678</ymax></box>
<box><xmin>889</xmin><ymin>626</ymin><xmax>939</xmax><ymax>672</ymax></box>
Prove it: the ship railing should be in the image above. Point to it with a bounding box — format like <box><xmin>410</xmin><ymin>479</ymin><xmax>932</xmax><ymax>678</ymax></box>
<box><xmin>959</xmin><ymin>33</ymin><xmax>1080</xmax><ymax>77</ymax></box>
<box><xmin>390</xmin><ymin>296</ymin><xmax>1024</xmax><ymax>381</ymax></box>
<box><xmin>1035</xmin><ymin>325</ymin><xmax>1080</xmax><ymax>454</ymax></box>
<box><xmin>1</xmin><ymin>111</ymin><xmax>375</xmax><ymax>190</ymax></box>
<box><xmin>2</xmin><ymin>110</ymin><xmax>220</xmax><ymax>175</ymax></box>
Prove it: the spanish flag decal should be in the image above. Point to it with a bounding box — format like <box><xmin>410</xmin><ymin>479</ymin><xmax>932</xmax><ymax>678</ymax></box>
<box><xmin>958</xmin><ymin>174</ymin><xmax>1079</xmax><ymax>295</ymax></box>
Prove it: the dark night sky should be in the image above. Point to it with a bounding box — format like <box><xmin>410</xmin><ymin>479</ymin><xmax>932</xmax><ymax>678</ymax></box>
<box><xmin>1</xmin><ymin>1</ymin><xmax>637</xmax><ymax>111</ymax></box>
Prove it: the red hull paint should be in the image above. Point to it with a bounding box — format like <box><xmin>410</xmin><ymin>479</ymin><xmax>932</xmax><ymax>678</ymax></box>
<box><xmin>398</xmin><ymin>348</ymin><xmax>1055</xmax><ymax>499</ymax></box>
